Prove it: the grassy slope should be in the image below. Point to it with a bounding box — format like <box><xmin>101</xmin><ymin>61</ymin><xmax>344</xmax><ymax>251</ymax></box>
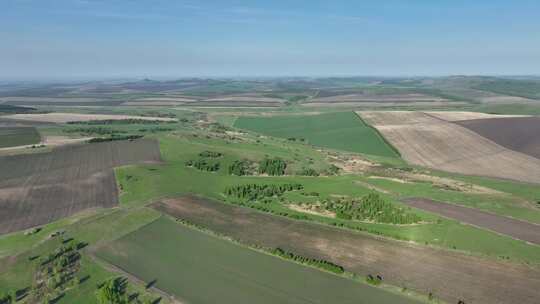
<box><xmin>116</xmin><ymin>135</ymin><xmax>540</xmax><ymax>264</ymax></box>
<box><xmin>97</xmin><ymin>216</ymin><xmax>422</xmax><ymax>304</ymax></box>
<box><xmin>234</xmin><ymin>111</ymin><xmax>401</xmax><ymax>158</ymax></box>
<box><xmin>0</xmin><ymin>127</ymin><xmax>41</xmax><ymax>148</ymax></box>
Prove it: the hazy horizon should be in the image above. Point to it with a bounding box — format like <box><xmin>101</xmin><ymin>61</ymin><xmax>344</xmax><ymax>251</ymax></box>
<box><xmin>2</xmin><ymin>0</ymin><xmax>540</xmax><ymax>80</ymax></box>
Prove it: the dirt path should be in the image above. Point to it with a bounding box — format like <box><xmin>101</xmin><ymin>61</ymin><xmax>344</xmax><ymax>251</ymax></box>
<box><xmin>152</xmin><ymin>196</ymin><xmax>540</xmax><ymax>304</ymax></box>
<box><xmin>402</xmin><ymin>198</ymin><xmax>540</xmax><ymax>245</ymax></box>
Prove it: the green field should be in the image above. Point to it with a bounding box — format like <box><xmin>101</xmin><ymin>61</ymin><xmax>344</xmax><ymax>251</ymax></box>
<box><xmin>0</xmin><ymin>126</ymin><xmax>41</xmax><ymax>148</ymax></box>
<box><xmin>234</xmin><ymin>111</ymin><xmax>400</xmax><ymax>158</ymax></box>
<box><xmin>97</xmin><ymin>216</ymin><xmax>422</xmax><ymax>304</ymax></box>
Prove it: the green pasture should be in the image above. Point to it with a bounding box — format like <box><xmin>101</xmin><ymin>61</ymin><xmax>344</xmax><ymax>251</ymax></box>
<box><xmin>234</xmin><ymin>111</ymin><xmax>401</xmax><ymax>159</ymax></box>
<box><xmin>0</xmin><ymin>127</ymin><xmax>41</xmax><ymax>148</ymax></box>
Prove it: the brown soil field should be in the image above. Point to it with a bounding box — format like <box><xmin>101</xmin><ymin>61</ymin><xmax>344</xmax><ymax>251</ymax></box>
<box><xmin>402</xmin><ymin>198</ymin><xmax>540</xmax><ymax>245</ymax></box>
<box><xmin>152</xmin><ymin>196</ymin><xmax>540</xmax><ymax>304</ymax></box>
<box><xmin>3</xmin><ymin>113</ymin><xmax>177</xmax><ymax>123</ymax></box>
<box><xmin>358</xmin><ymin>111</ymin><xmax>540</xmax><ymax>184</ymax></box>
<box><xmin>424</xmin><ymin>111</ymin><xmax>528</xmax><ymax>122</ymax></box>
<box><xmin>457</xmin><ymin>117</ymin><xmax>540</xmax><ymax>159</ymax></box>
<box><xmin>0</xmin><ymin>139</ymin><xmax>161</xmax><ymax>234</ymax></box>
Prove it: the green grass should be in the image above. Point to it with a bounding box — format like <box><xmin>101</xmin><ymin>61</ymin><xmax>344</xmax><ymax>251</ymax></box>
<box><xmin>467</xmin><ymin>103</ymin><xmax>540</xmax><ymax>115</ymax></box>
<box><xmin>0</xmin><ymin>207</ymin><xmax>166</xmax><ymax>303</ymax></box>
<box><xmin>474</xmin><ymin>79</ymin><xmax>540</xmax><ymax>100</ymax></box>
<box><xmin>97</xmin><ymin>216</ymin><xmax>422</xmax><ymax>304</ymax></box>
<box><xmin>0</xmin><ymin>127</ymin><xmax>41</xmax><ymax>148</ymax></box>
<box><xmin>116</xmin><ymin>135</ymin><xmax>540</xmax><ymax>264</ymax></box>
<box><xmin>234</xmin><ymin>111</ymin><xmax>401</xmax><ymax>158</ymax></box>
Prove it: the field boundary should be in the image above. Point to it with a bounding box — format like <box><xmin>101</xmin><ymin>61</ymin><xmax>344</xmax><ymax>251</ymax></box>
<box><xmin>353</xmin><ymin>111</ymin><xmax>402</xmax><ymax>158</ymax></box>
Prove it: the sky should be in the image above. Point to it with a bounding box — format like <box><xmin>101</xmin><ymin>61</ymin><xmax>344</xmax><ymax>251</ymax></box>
<box><xmin>1</xmin><ymin>0</ymin><xmax>540</xmax><ymax>80</ymax></box>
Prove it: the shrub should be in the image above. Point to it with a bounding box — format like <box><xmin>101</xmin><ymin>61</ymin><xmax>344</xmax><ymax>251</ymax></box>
<box><xmin>199</xmin><ymin>151</ymin><xmax>222</xmax><ymax>158</ymax></box>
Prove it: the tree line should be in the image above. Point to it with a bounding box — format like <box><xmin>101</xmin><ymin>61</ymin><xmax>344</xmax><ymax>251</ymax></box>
<box><xmin>225</xmin><ymin>183</ymin><xmax>303</xmax><ymax>201</ymax></box>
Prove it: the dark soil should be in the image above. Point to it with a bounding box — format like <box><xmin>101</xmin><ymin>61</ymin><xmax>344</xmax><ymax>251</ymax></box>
<box><xmin>457</xmin><ymin>117</ymin><xmax>540</xmax><ymax>159</ymax></box>
<box><xmin>0</xmin><ymin>139</ymin><xmax>161</xmax><ymax>234</ymax></box>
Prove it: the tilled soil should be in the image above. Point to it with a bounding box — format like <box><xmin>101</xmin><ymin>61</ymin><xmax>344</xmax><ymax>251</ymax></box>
<box><xmin>358</xmin><ymin>111</ymin><xmax>540</xmax><ymax>184</ymax></box>
<box><xmin>153</xmin><ymin>196</ymin><xmax>540</xmax><ymax>304</ymax></box>
<box><xmin>457</xmin><ymin>116</ymin><xmax>540</xmax><ymax>159</ymax></box>
<box><xmin>402</xmin><ymin>198</ymin><xmax>540</xmax><ymax>245</ymax></box>
<box><xmin>0</xmin><ymin>139</ymin><xmax>161</xmax><ymax>234</ymax></box>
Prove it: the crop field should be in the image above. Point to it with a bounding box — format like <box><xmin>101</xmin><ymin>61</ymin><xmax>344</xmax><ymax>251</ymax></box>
<box><xmin>0</xmin><ymin>126</ymin><xmax>40</xmax><ymax>148</ymax></box>
<box><xmin>152</xmin><ymin>196</ymin><xmax>540</xmax><ymax>304</ymax></box>
<box><xmin>402</xmin><ymin>198</ymin><xmax>540</xmax><ymax>245</ymax></box>
<box><xmin>0</xmin><ymin>139</ymin><xmax>161</xmax><ymax>234</ymax></box>
<box><xmin>97</xmin><ymin>216</ymin><xmax>421</xmax><ymax>304</ymax></box>
<box><xmin>359</xmin><ymin>111</ymin><xmax>540</xmax><ymax>184</ymax></box>
<box><xmin>457</xmin><ymin>116</ymin><xmax>540</xmax><ymax>159</ymax></box>
<box><xmin>3</xmin><ymin>112</ymin><xmax>177</xmax><ymax>123</ymax></box>
<box><xmin>234</xmin><ymin>111</ymin><xmax>400</xmax><ymax>158</ymax></box>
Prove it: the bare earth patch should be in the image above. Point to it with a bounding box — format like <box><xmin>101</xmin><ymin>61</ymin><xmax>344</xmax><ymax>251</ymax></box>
<box><xmin>358</xmin><ymin>111</ymin><xmax>540</xmax><ymax>184</ymax></box>
<box><xmin>0</xmin><ymin>139</ymin><xmax>161</xmax><ymax>234</ymax></box>
<box><xmin>3</xmin><ymin>113</ymin><xmax>177</xmax><ymax>123</ymax></box>
<box><xmin>153</xmin><ymin>196</ymin><xmax>540</xmax><ymax>304</ymax></box>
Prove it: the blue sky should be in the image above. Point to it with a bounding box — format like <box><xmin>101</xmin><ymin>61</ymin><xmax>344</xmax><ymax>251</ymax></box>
<box><xmin>1</xmin><ymin>0</ymin><xmax>539</xmax><ymax>80</ymax></box>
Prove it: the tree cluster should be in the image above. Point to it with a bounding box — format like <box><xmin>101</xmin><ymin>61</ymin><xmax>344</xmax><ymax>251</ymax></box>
<box><xmin>225</xmin><ymin>183</ymin><xmax>303</xmax><ymax>201</ymax></box>
<box><xmin>68</xmin><ymin>119</ymin><xmax>171</xmax><ymax>125</ymax></box>
<box><xmin>88</xmin><ymin>135</ymin><xmax>143</xmax><ymax>143</ymax></box>
<box><xmin>323</xmin><ymin>193</ymin><xmax>421</xmax><ymax>224</ymax></box>
<box><xmin>272</xmin><ymin>248</ymin><xmax>344</xmax><ymax>274</ymax></box>
<box><xmin>63</xmin><ymin>127</ymin><xmax>127</xmax><ymax>135</ymax></box>
<box><xmin>96</xmin><ymin>277</ymin><xmax>127</xmax><ymax>304</ymax></box>
<box><xmin>298</xmin><ymin>167</ymin><xmax>319</xmax><ymax>176</ymax></box>
<box><xmin>228</xmin><ymin>160</ymin><xmax>254</xmax><ymax>176</ymax></box>
<box><xmin>258</xmin><ymin>157</ymin><xmax>287</xmax><ymax>176</ymax></box>
<box><xmin>185</xmin><ymin>159</ymin><xmax>220</xmax><ymax>172</ymax></box>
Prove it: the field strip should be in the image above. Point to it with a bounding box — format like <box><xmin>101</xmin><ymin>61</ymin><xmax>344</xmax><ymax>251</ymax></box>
<box><xmin>151</xmin><ymin>195</ymin><xmax>540</xmax><ymax>304</ymax></box>
<box><xmin>357</xmin><ymin>111</ymin><xmax>540</xmax><ymax>184</ymax></box>
<box><xmin>402</xmin><ymin>198</ymin><xmax>540</xmax><ymax>245</ymax></box>
<box><xmin>3</xmin><ymin>112</ymin><xmax>177</xmax><ymax>123</ymax></box>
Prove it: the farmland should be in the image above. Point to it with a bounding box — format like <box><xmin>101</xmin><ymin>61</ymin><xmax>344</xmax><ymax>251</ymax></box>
<box><xmin>152</xmin><ymin>196</ymin><xmax>540</xmax><ymax>304</ymax></box>
<box><xmin>0</xmin><ymin>139</ymin><xmax>161</xmax><ymax>234</ymax></box>
<box><xmin>1</xmin><ymin>76</ymin><xmax>540</xmax><ymax>304</ymax></box>
<box><xmin>457</xmin><ymin>116</ymin><xmax>540</xmax><ymax>159</ymax></box>
<box><xmin>234</xmin><ymin>111</ymin><xmax>400</xmax><ymax>158</ymax></box>
<box><xmin>359</xmin><ymin>111</ymin><xmax>540</xmax><ymax>184</ymax></box>
<box><xmin>0</xmin><ymin>126</ymin><xmax>40</xmax><ymax>148</ymax></box>
<box><xmin>3</xmin><ymin>112</ymin><xmax>177</xmax><ymax>123</ymax></box>
<box><xmin>97</xmin><ymin>216</ymin><xmax>422</xmax><ymax>304</ymax></box>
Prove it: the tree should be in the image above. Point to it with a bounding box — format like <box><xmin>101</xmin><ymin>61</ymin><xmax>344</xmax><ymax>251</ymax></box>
<box><xmin>96</xmin><ymin>278</ymin><xmax>127</xmax><ymax>304</ymax></box>
<box><xmin>0</xmin><ymin>292</ymin><xmax>12</xmax><ymax>304</ymax></box>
